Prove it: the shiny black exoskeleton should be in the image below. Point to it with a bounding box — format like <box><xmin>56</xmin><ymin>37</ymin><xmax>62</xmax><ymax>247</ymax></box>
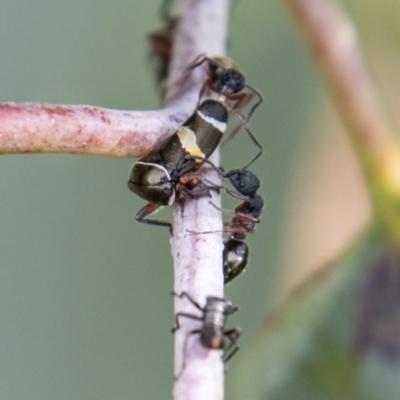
<box><xmin>226</xmin><ymin>169</ymin><xmax>260</xmax><ymax>197</ymax></box>
<box><xmin>219</xmin><ymin>176</ymin><xmax>263</xmax><ymax>284</ymax></box>
<box><xmin>172</xmin><ymin>291</ymin><xmax>241</xmax><ymax>378</ymax></box>
<box><xmin>223</xmin><ymin>239</ymin><xmax>249</xmax><ymax>284</ymax></box>
<box><xmin>200</xmin><ymin>159</ymin><xmax>261</xmax><ymax>200</ymax></box>
<box><xmin>128</xmin><ymin>98</ymin><xmax>228</xmax><ymax>229</ymax></box>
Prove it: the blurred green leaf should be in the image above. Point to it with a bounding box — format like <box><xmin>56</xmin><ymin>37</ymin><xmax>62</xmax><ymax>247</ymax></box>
<box><xmin>230</xmin><ymin>228</ymin><xmax>400</xmax><ymax>400</ymax></box>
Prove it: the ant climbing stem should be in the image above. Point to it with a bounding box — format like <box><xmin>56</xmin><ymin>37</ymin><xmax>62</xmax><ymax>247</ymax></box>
<box><xmin>181</xmin><ymin>54</ymin><xmax>264</xmax><ymax>148</ymax></box>
<box><xmin>182</xmin><ymin>55</ymin><xmax>264</xmax><ymax>124</ymax></box>
<box><xmin>229</xmin><ymin>112</ymin><xmax>264</xmax><ymax>170</ymax></box>
<box><xmin>188</xmin><ymin>196</ymin><xmax>263</xmax><ymax>238</ymax></box>
<box><xmin>171</xmin><ymin>291</ymin><xmax>241</xmax><ymax>380</ymax></box>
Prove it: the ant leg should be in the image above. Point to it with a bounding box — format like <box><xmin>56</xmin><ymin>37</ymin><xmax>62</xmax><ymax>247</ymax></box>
<box><xmin>171</xmin><ymin>312</ymin><xmax>203</xmax><ymax>333</ymax></box>
<box><xmin>172</xmin><ymin>291</ymin><xmax>203</xmax><ymax>310</ymax></box>
<box><xmin>185</xmin><ymin>155</ymin><xmax>225</xmax><ymax>178</ymax></box>
<box><xmin>203</xmin><ymin>178</ymin><xmax>246</xmax><ymax>200</ymax></box>
<box><xmin>172</xmin><ymin>291</ymin><xmax>204</xmax><ymax>380</ymax></box>
<box><xmin>221</xmin><ymin>186</ymin><xmax>248</xmax><ymax>200</ymax></box>
<box><xmin>221</xmin><ymin>93</ymin><xmax>253</xmax><ymax>147</ymax></box>
<box><xmin>223</xmin><ymin>327</ymin><xmax>241</xmax><ymax>363</ymax></box>
<box><xmin>170</xmin><ymin>54</ymin><xmax>210</xmax><ymax>102</ymax></box>
<box><xmin>181</xmin><ymin>55</ymin><xmax>212</xmax><ymax>75</ymax></box>
<box><xmin>208</xmin><ymin>201</ymin><xmax>243</xmax><ymax>217</ymax></box>
<box><xmin>210</xmin><ymin>201</ymin><xmax>259</xmax><ymax>223</ymax></box>
<box><xmin>196</xmin><ymin>79</ymin><xmax>214</xmax><ymax>107</ymax></box>
<box><xmin>135</xmin><ymin>203</ymin><xmax>172</xmax><ymax>234</ymax></box>
<box><xmin>184</xmin><ymin>156</ymin><xmax>247</xmax><ymax>197</ymax></box>
<box><xmin>187</xmin><ymin>226</ymin><xmax>247</xmax><ymax>236</ymax></box>
<box><xmin>174</xmin><ymin>329</ymin><xmax>201</xmax><ymax>381</ymax></box>
<box><xmin>230</xmin><ymin>92</ymin><xmax>254</xmax><ymax>114</ymax></box>
<box><xmin>221</xmin><ymin>122</ymin><xmax>242</xmax><ymax>148</ymax></box>
<box><xmin>177</xmin><ymin>184</ymin><xmax>212</xmax><ymax>200</ymax></box>
<box><xmin>231</xmin><ymin>112</ymin><xmax>263</xmax><ymax>170</ymax></box>
<box><xmin>190</xmin><ymin>56</ymin><xmax>233</xmax><ymax>78</ymax></box>
<box><xmin>243</xmin><ymin>83</ymin><xmax>264</xmax><ymax>123</ymax></box>
<box><xmin>224</xmin><ymin>84</ymin><xmax>264</xmax><ymax>125</ymax></box>
<box><xmin>199</xmin><ymin>103</ymin><xmax>262</xmax><ymax>171</ymax></box>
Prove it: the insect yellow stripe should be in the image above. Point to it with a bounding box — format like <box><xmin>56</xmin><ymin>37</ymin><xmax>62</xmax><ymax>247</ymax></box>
<box><xmin>177</xmin><ymin>126</ymin><xmax>205</xmax><ymax>161</ymax></box>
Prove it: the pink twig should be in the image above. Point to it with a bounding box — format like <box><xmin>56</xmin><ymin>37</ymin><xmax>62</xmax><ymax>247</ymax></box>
<box><xmin>0</xmin><ymin>0</ymin><xmax>215</xmax><ymax>159</ymax></box>
<box><xmin>0</xmin><ymin>103</ymin><xmax>186</xmax><ymax>157</ymax></box>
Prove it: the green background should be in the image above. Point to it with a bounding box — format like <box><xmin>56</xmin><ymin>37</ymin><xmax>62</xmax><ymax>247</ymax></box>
<box><xmin>0</xmin><ymin>1</ymin><xmax>398</xmax><ymax>399</ymax></box>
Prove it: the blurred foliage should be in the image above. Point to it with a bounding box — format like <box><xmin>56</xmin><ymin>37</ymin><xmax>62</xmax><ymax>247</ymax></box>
<box><xmin>1</xmin><ymin>1</ymin><xmax>400</xmax><ymax>399</ymax></box>
<box><xmin>231</xmin><ymin>229</ymin><xmax>400</xmax><ymax>400</ymax></box>
<box><xmin>227</xmin><ymin>1</ymin><xmax>400</xmax><ymax>399</ymax></box>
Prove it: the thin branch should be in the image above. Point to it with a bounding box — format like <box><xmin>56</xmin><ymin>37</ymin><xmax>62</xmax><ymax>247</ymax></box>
<box><xmin>284</xmin><ymin>0</ymin><xmax>400</xmax><ymax>245</ymax></box>
<box><xmin>0</xmin><ymin>103</ymin><xmax>186</xmax><ymax>157</ymax></box>
<box><xmin>169</xmin><ymin>0</ymin><xmax>229</xmax><ymax>399</ymax></box>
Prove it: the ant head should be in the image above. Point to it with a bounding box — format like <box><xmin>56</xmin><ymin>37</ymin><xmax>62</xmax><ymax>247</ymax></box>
<box><xmin>227</xmin><ymin>170</ymin><xmax>260</xmax><ymax>197</ymax></box>
<box><xmin>217</xmin><ymin>69</ymin><xmax>245</xmax><ymax>95</ymax></box>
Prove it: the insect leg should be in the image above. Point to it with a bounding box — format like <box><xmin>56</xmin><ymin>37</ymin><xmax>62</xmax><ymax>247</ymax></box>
<box><xmin>135</xmin><ymin>203</ymin><xmax>172</xmax><ymax>233</ymax></box>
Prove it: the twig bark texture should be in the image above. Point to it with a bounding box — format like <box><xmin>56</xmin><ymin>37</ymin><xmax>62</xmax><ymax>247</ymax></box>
<box><xmin>170</xmin><ymin>1</ymin><xmax>229</xmax><ymax>400</ymax></box>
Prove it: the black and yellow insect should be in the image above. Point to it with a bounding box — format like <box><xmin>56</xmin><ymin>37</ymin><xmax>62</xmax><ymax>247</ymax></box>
<box><xmin>128</xmin><ymin>98</ymin><xmax>228</xmax><ymax>230</ymax></box>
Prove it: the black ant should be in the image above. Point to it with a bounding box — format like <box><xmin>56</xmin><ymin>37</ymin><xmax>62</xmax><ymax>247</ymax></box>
<box><xmin>187</xmin><ymin>157</ymin><xmax>263</xmax><ymax>283</ymax></box>
<box><xmin>183</xmin><ymin>55</ymin><xmax>264</xmax><ymax>149</ymax></box>
<box><xmin>172</xmin><ymin>291</ymin><xmax>241</xmax><ymax>379</ymax></box>
<box><xmin>182</xmin><ymin>55</ymin><xmax>263</xmax><ymax>125</ymax></box>
<box><xmin>187</xmin><ymin>154</ymin><xmax>263</xmax><ymax>241</ymax></box>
